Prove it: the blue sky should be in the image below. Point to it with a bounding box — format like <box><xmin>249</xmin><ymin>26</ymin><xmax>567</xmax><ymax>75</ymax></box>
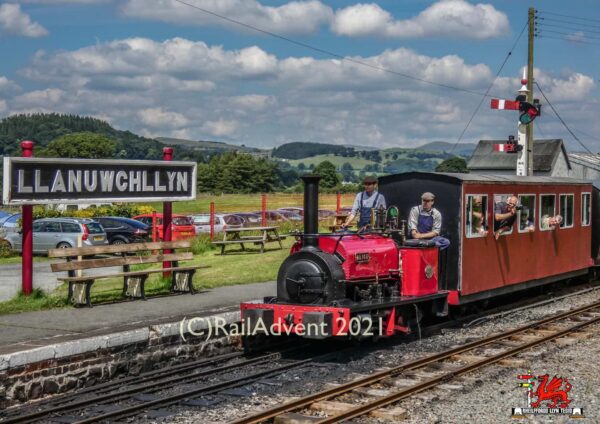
<box><xmin>1</xmin><ymin>0</ymin><xmax>599</xmax><ymax>151</ymax></box>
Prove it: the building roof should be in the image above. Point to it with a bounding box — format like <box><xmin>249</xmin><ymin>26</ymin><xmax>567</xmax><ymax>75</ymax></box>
<box><xmin>568</xmin><ymin>152</ymin><xmax>600</xmax><ymax>172</ymax></box>
<box><xmin>379</xmin><ymin>171</ymin><xmax>590</xmax><ymax>186</ymax></box>
<box><xmin>467</xmin><ymin>139</ymin><xmax>570</xmax><ymax>172</ymax></box>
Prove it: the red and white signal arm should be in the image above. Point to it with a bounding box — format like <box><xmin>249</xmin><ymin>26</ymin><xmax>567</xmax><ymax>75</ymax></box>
<box><xmin>490</xmin><ymin>99</ymin><xmax>520</xmax><ymax>110</ymax></box>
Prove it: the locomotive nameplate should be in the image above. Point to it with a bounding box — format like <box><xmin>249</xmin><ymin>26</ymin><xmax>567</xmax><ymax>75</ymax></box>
<box><xmin>355</xmin><ymin>252</ymin><xmax>370</xmax><ymax>263</ymax></box>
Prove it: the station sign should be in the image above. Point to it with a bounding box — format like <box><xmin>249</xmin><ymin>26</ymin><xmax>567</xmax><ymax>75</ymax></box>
<box><xmin>2</xmin><ymin>157</ymin><xmax>197</xmax><ymax>205</ymax></box>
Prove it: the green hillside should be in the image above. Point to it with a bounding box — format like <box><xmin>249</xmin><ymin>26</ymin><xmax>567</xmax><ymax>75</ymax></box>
<box><xmin>156</xmin><ymin>137</ymin><xmax>266</xmax><ymax>155</ymax></box>
<box><xmin>288</xmin><ymin>154</ymin><xmax>376</xmax><ymax>169</ymax></box>
<box><xmin>0</xmin><ymin>113</ymin><xmax>199</xmax><ymax>161</ymax></box>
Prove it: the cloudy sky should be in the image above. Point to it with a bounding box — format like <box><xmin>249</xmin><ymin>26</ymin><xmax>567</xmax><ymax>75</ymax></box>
<box><xmin>0</xmin><ymin>0</ymin><xmax>599</xmax><ymax>151</ymax></box>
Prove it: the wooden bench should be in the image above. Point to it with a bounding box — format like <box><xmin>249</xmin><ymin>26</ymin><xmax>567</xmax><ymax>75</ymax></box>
<box><xmin>49</xmin><ymin>240</ymin><xmax>207</xmax><ymax>307</ymax></box>
<box><xmin>212</xmin><ymin>226</ymin><xmax>286</xmax><ymax>254</ymax></box>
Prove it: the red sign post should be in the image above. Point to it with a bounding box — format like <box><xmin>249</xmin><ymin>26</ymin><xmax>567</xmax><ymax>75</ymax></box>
<box><xmin>21</xmin><ymin>141</ymin><xmax>34</xmax><ymax>296</ymax></box>
<box><xmin>162</xmin><ymin>147</ymin><xmax>173</xmax><ymax>275</ymax></box>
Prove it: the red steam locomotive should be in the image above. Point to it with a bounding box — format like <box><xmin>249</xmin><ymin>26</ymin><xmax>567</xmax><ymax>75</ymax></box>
<box><xmin>241</xmin><ymin>172</ymin><xmax>596</xmax><ymax>339</ymax></box>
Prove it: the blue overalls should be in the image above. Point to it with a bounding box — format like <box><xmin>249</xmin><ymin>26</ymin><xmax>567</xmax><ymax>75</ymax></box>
<box><xmin>358</xmin><ymin>192</ymin><xmax>380</xmax><ymax>228</ymax></box>
<box><xmin>416</xmin><ymin>206</ymin><xmax>450</xmax><ymax>250</ymax></box>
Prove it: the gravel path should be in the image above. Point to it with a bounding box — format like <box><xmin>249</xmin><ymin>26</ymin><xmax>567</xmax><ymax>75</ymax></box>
<box><xmin>152</xmin><ymin>287</ymin><xmax>600</xmax><ymax>423</ymax></box>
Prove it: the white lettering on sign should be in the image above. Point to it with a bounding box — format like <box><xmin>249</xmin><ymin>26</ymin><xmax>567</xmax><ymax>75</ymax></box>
<box><xmin>14</xmin><ymin>169</ymin><xmax>190</xmax><ymax>195</ymax></box>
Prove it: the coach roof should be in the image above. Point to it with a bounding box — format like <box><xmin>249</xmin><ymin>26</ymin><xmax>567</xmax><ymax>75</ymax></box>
<box><xmin>379</xmin><ymin>171</ymin><xmax>591</xmax><ymax>185</ymax></box>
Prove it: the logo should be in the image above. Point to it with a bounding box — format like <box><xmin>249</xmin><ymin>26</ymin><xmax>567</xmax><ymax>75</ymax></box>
<box><xmin>511</xmin><ymin>370</ymin><xmax>584</xmax><ymax>419</ymax></box>
<box><xmin>355</xmin><ymin>252</ymin><xmax>370</xmax><ymax>263</ymax></box>
<box><xmin>424</xmin><ymin>264</ymin><xmax>434</xmax><ymax>279</ymax></box>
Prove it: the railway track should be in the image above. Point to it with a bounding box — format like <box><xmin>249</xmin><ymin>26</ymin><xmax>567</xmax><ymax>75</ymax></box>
<box><xmin>4</xmin><ymin>283</ymin><xmax>597</xmax><ymax>423</ymax></box>
<box><xmin>230</xmin><ymin>299</ymin><xmax>600</xmax><ymax>424</ymax></box>
<box><xmin>1</xmin><ymin>344</ymin><xmax>336</xmax><ymax>424</ymax></box>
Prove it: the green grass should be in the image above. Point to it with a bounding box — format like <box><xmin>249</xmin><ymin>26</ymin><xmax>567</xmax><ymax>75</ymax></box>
<box><xmin>288</xmin><ymin>154</ymin><xmax>376</xmax><ymax>169</ymax></box>
<box><xmin>142</xmin><ymin>192</ymin><xmax>355</xmax><ymax>214</ymax></box>
<box><xmin>0</xmin><ymin>237</ymin><xmax>297</xmax><ymax>315</ymax></box>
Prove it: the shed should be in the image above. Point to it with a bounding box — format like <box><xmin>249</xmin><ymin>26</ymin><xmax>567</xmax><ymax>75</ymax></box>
<box><xmin>467</xmin><ymin>139</ymin><xmax>571</xmax><ymax>176</ymax></box>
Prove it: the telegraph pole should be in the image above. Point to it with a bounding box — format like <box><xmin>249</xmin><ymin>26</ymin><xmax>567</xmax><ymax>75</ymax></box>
<box><xmin>526</xmin><ymin>7</ymin><xmax>535</xmax><ymax>176</ymax></box>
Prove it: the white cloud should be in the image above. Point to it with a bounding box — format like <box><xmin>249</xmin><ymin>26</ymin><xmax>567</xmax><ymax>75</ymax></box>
<box><xmin>18</xmin><ymin>0</ymin><xmax>110</xmax><ymax>3</ymax></box>
<box><xmin>0</xmin><ymin>3</ymin><xmax>48</xmax><ymax>37</ymax></box>
<box><xmin>137</xmin><ymin>108</ymin><xmax>189</xmax><ymax>128</ymax></box>
<box><xmin>536</xmin><ymin>71</ymin><xmax>596</xmax><ymax>102</ymax></box>
<box><xmin>6</xmin><ymin>36</ymin><xmax>598</xmax><ymax>149</ymax></box>
<box><xmin>202</xmin><ymin>118</ymin><xmax>239</xmax><ymax>137</ymax></box>
<box><xmin>0</xmin><ymin>76</ymin><xmax>21</xmax><ymax>93</ymax></box>
<box><xmin>121</xmin><ymin>0</ymin><xmax>333</xmax><ymax>35</ymax></box>
<box><xmin>332</xmin><ymin>0</ymin><xmax>509</xmax><ymax>39</ymax></box>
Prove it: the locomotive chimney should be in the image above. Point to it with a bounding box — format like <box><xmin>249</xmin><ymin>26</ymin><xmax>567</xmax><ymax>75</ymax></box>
<box><xmin>301</xmin><ymin>175</ymin><xmax>321</xmax><ymax>250</ymax></box>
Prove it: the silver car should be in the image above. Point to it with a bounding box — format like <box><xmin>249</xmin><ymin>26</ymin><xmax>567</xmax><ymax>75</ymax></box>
<box><xmin>190</xmin><ymin>214</ymin><xmax>244</xmax><ymax>234</ymax></box>
<box><xmin>6</xmin><ymin>218</ymin><xmax>108</xmax><ymax>254</ymax></box>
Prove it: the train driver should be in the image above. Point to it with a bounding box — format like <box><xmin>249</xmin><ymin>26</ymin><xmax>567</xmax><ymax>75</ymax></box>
<box><xmin>408</xmin><ymin>192</ymin><xmax>450</xmax><ymax>249</ymax></box>
<box><xmin>343</xmin><ymin>175</ymin><xmax>387</xmax><ymax>230</ymax></box>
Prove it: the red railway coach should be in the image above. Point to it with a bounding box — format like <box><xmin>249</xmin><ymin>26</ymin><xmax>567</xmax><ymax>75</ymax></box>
<box><xmin>379</xmin><ymin>172</ymin><xmax>594</xmax><ymax>305</ymax></box>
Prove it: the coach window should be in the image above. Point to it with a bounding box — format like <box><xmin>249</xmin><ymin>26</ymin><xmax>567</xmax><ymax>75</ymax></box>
<box><xmin>466</xmin><ymin>195</ymin><xmax>488</xmax><ymax>237</ymax></box>
<box><xmin>540</xmin><ymin>194</ymin><xmax>556</xmax><ymax>231</ymax></box>
<box><xmin>494</xmin><ymin>195</ymin><xmax>514</xmax><ymax>236</ymax></box>
<box><xmin>518</xmin><ymin>195</ymin><xmax>535</xmax><ymax>233</ymax></box>
<box><xmin>582</xmin><ymin>193</ymin><xmax>591</xmax><ymax>226</ymax></box>
<box><xmin>559</xmin><ymin>194</ymin><xmax>574</xmax><ymax>228</ymax></box>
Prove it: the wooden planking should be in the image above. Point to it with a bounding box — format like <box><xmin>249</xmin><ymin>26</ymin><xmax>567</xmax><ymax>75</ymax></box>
<box><xmin>48</xmin><ymin>240</ymin><xmax>192</xmax><ymax>258</ymax></box>
<box><xmin>51</xmin><ymin>252</ymin><xmax>193</xmax><ymax>272</ymax></box>
<box><xmin>57</xmin><ymin>265</ymin><xmax>208</xmax><ymax>282</ymax></box>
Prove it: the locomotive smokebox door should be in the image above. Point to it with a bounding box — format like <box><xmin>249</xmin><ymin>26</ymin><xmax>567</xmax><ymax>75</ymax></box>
<box><xmin>400</xmin><ymin>247</ymin><xmax>439</xmax><ymax>296</ymax></box>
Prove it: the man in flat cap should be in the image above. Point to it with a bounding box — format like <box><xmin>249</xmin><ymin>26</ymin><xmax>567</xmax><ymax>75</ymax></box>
<box><xmin>343</xmin><ymin>175</ymin><xmax>386</xmax><ymax>230</ymax></box>
<box><xmin>408</xmin><ymin>192</ymin><xmax>450</xmax><ymax>249</ymax></box>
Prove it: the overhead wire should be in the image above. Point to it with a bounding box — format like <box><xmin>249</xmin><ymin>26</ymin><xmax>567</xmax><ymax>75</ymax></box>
<box><xmin>448</xmin><ymin>18</ymin><xmax>529</xmax><ymax>154</ymax></box>
<box><xmin>171</xmin><ymin>0</ymin><xmax>498</xmax><ymax>98</ymax></box>
<box><xmin>538</xmin><ymin>10</ymin><xmax>600</xmax><ymax>25</ymax></box>
<box><xmin>534</xmin><ymin>81</ymin><xmax>594</xmax><ymax>154</ymax></box>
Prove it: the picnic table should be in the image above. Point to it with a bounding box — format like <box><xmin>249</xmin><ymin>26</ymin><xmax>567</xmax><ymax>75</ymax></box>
<box><xmin>212</xmin><ymin>226</ymin><xmax>286</xmax><ymax>254</ymax></box>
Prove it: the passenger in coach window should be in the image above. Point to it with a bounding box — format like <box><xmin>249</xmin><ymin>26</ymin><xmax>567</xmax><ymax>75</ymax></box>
<box><xmin>541</xmin><ymin>214</ymin><xmax>563</xmax><ymax>230</ymax></box>
<box><xmin>519</xmin><ymin>207</ymin><xmax>535</xmax><ymax>232</ymax></box>
<box><xmin>494</xmin><ymin>195</ymin><xmax>518</xmax><ymax>240</ymax></box>
<box><xmin>408</xmin><ymin>192</ymin><xmax>450</xmax><ymax>249</ymax></box>
<box><xmin>343</xmin><ymin>175</ymin><xmax>386</xmax><ymax>230</ymax></box>
<box><xmin>471</xmin><ymin>196</ymin><xmax>488</xmax><ymax>236</ymax></box>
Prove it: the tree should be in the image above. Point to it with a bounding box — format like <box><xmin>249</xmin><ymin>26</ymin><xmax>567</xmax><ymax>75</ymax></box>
<box><xmin>435</xmin><ymin>157</ymin><xmax>468</xmax><ymax>173</ymax></box>
<box><xmin>314</xmin><ymin>160</ymin><xmax>341</xmax><ymax>189</ymax></box>
<box><xmin>40</xmin><ymin>132</ymin><xmax>116</xmax><ymax>158</ymax></box>
<box><xmin>197</xmin><ymin>152</ymin><xmax>277</xmax><ymax>193</ymax></box>
<box><xmin>340</xmin><ymin>162</ymin><xmax>354</xmax><ymax>182</ymax></box>
<box><xmin>297</xmin><ymin>162</ymin><xmax>306</xmax><ymax>171</ymax></box>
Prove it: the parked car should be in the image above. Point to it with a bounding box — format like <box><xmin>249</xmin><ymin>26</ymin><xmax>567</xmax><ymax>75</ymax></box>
<box><xmin>278</xmin><ymin>207</ymin><xmax>303</xmax><ymax>217</ymax></box>
<box><xmin>190</xmin><ymin>214</ymin><xmax>244</xmax><ymax>234</ymax></box>
<box><xmin>235</xmin><ymin>212</ymin><xmax>263</xmax><ymax>227</ymax></box>
<box><xmin>5</xmin><ymin>218</ymin><xmax>108</xmax><ymax>254</ymax></box>
<box><xmin>274</xmin><ymin>210</ymin><xmax>303</xmax><ymax>221</ymax></box>
<box><xmin>0</xmin><ymin>213</ymin><xmax>22</xmax><ymax>240</ymax></box>
<box><xmin>93</xmin><ymin>217</ymin><xmax>151</xmax><ymax>245</ymax></box>
<box><xmin>255</xmin><ymin>210</ymin><xmax>302</xmax><ymax>223</ymax></box>
<box><xmin>132</xmin><ymin>214</ymin><xmax>196</xmax><ymax>240</ymax></box>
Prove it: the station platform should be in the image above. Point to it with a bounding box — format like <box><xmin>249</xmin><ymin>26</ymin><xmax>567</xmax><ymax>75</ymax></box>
<box><xmin>0</xmin><ymin>281</ymin><xmax>275</xmax><ymax>370</ymax></box>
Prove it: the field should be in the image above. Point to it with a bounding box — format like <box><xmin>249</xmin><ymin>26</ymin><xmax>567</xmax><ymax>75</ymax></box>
<box><xmin>287</xmin><ymin>154</ymin><xmax>376</xmax><ymax>169</ymax></box>
<box><xmin>143</xmin><ymin>193</ymin><xmax>356</xmax><ymax>214</ymax></box>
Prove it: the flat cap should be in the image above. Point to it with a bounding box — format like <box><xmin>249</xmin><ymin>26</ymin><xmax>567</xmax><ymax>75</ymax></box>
<box><xmin>421</xmin><ymin>192</ymin><xmax>435</xmax><ymax>200</ymax></box>
<box><xmin>363</xmin><ymin>175</ymin><xmax>377</xmax><ymax>184</ymax></box>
